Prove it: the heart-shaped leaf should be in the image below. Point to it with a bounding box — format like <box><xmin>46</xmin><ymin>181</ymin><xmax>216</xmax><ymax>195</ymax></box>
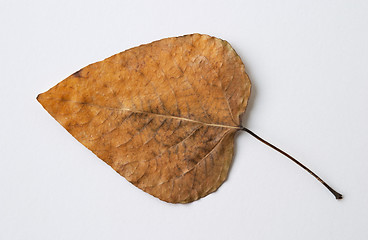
<box><xmin>37</xmin><ymin>34</ymin><xmax>251</xmax><ymax>203</ymax></box>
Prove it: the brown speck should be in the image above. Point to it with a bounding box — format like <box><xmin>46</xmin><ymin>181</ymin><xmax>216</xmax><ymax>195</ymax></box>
<box><xmin>72</xmin><ymin>69</ymin><xmax>82</xmax><ymax>78</ymax></box>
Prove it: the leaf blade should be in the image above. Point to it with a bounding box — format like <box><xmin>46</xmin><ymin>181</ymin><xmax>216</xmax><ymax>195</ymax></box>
<box><xmin>37</xmin><ymin>34</ymin><xmax>251</xmax><ymax>203</ymax></box>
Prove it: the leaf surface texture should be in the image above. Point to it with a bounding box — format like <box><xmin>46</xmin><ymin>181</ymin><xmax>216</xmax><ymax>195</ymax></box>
<box><xmin>38</xmin><ymin>34</ymin><xmax>251</xmax><ymax>203</ymax></box>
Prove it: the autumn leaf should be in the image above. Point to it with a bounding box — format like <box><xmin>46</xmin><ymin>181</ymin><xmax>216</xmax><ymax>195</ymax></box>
<box><xmin>37</xmin><ymin>34</ymin><xmax>343</xmax><ymax>202</ymax></box>
<box><xmin>37</xmin><ymin>34</ymin><xmax>251</xmax><ymax>203</ymax></box>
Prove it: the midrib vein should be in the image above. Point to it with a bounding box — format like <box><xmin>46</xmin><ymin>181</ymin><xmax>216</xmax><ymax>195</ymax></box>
<box><xmin>55</xmin><ymin>98</ymin><xmax>241</xmax><ymax>130</ymax></box>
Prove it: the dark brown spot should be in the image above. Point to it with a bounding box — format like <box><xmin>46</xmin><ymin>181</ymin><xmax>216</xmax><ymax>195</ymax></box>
<box><xmin>72</xmin><ymin>69</ymin><xmax>83</xmax><ymax>78</ymax></box>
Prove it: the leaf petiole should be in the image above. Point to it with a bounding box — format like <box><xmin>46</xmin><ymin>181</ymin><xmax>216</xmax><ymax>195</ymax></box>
<box><xmin>240</xmin><ymin>127</ymin><xmax>343</xmax><ymax>200</ymax></box>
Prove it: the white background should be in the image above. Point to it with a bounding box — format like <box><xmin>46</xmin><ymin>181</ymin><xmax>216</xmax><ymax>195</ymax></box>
<box><xmin>1</xmin><ymin>0</ymin><xmax>367</xmax><ymax>239</ymax></box>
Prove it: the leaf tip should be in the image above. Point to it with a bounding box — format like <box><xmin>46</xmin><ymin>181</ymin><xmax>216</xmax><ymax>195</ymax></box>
<box><xmin>36</xmin><ymin>93</ymin><xmax>44</xmax><ymax>104</ymax></box>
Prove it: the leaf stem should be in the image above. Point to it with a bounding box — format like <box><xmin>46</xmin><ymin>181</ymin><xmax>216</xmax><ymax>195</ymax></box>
<box><xmin>240</xmin><ymin>127</ymin><xmax>343</xmax><ymax>200</ymax></box>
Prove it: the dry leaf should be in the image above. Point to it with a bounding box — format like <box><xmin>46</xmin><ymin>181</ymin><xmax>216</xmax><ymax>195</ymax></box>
<box><xmin>37</xmin><ymin>34</ymin><xmax>251</xmax><ymax>203</ymax></box>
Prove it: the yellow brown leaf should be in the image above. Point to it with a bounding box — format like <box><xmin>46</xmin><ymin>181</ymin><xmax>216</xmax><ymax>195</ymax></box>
<box><xmin>37</xmin><ymin>34</ymin><xmax>251</xmax><ymax>203</ymax></box>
